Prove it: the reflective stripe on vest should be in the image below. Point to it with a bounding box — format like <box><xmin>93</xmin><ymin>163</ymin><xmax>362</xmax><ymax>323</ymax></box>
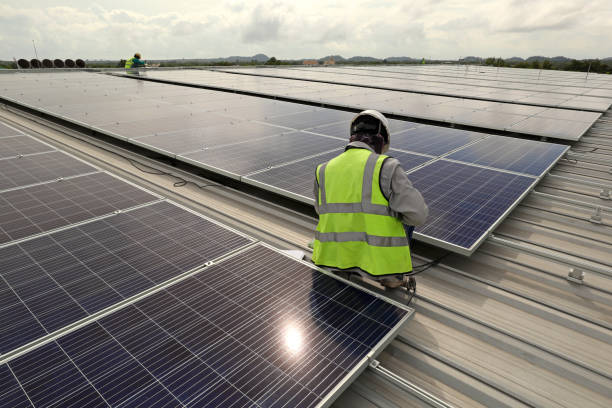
<box><xmin>312</xmin><ymin>148</ymin><xmax>412</xmax><ymax>276</ymax></box>
<box><xmin>125</xmin><ymin>58</ymin><xmax>134</xmax><ymax>69</ymax></box>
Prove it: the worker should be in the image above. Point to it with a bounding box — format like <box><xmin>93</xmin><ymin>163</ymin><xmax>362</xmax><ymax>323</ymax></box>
<box><xmin>312</xmin><ymin>110</ymin><xmax>428</xmax><ymax>288</ymax></box>
<box><xmin>125</xmin><ymin>53</ymin><xmax>146</xmax><ymax>74</ymax></box>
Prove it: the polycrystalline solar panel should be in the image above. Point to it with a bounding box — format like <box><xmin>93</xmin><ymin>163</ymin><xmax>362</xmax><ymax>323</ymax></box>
<box><xmin>246</xmin><ymin>148</ymin><xmax>431</xmax><ymax>202</ymax></box>
<box><xmin>0</xmin><ymin>172</ymin><xmax>158</xmax><ymax>245</ymax></box>
<box><xmin>265</xmin><ymin>109</ymin><xmax>355</xmax><ymax>130</ymax></box>
<box><xmin>392</xmin><ymin>126</ymin><xmax>484</xmax><ymax>156</ymax></box>
<box><xmin>246</xmin><ymin>150</ymin><xmax>344</xmax><ymax>200</ymax></box>
<box><xmin>505</xmin><ymin>117</ymin><xmax>592</xmax><ymax>141</ymax></box>
<box><xmin>134</xmin><ymin>121</ymin><xmax>288</xmax><ymax>156</ymax></box>
<box><xmin>0</xmin><ymin>201</ymin><xmax>253</xmax><ymax>354</ymax></box>
<box><xmin>0</xmin><ymin>151</ymin><xmax>96</xmax><ymax>191</ymax></box>
<box><xmin>0</xmin><ymin>135</ymin><xmax>55</xmax><ymax>159</ymax></box>
<box><xmin>2</xmin><ymin>244</ymin><xmax>411</xmax><ymax>408</ymax></box>
<box><xmin>446</xmin><ymin>136</ymin><xmax>568</xmax><ymax>176</ymax></box>
<box><xmin>410</xmin><ymin>160</ymin><xmax>535</xmax><ymax>253</ymax></box>
<box><xmin>182</xmin><ymin>132</ymin><xmax>345</xmax><ymax>177</ymax></box>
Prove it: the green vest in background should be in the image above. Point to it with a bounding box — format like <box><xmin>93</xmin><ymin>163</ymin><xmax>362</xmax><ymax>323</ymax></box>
<box><xmin>125</xmin><ymin>57</ymin><xmax>135</xmax><ymax>69</ymax></box>
<box><xmin>312</xmin><ymin>148</ymin><xmax>413</xmax><ymax>276</ymax></box>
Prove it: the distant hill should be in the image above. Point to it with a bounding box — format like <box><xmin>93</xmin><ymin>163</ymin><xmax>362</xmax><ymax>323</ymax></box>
<box><xmin>602</xmin><ymin>57</ymin><xmax>612</xmax><ymax>62</ymax></box>
<box><xmin>505</xmin><ymin>57</ymin><xmax>524</xmax><ymax>63</ymax></box>
<box><xmin>346</xmin><ymin>56</ymin><xmax>381</xmax><ymax>62</ymax></box>
<box><xmin>386</xmin><ymin>57</ymin><xmax>419</xmax><ymax>62</ymax></box>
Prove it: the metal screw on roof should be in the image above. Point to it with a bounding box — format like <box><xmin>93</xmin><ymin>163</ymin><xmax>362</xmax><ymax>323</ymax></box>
<box><xmin>567</xmin><ymin>268</ymin><xmax>585</xmax><ymax>284</ymax></box>
<box><xmin>600</xmin><ymin>189</ymin><xmax>610</xmax><ymax>200</ymax></box>
<box><xmin>590</xmin><ymin>207</ymin><xmax>603</xmax><ymax>224</ymax></box>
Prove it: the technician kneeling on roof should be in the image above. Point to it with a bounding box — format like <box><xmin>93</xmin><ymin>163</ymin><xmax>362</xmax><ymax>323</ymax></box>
<box><xmin>312</xmin><ymin>110</ymin><xmax>428</xmax><ymax>288</ymax></box>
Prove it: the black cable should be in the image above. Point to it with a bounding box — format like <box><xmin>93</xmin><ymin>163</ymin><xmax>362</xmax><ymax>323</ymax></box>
<box><xmin>126</xmin><ymin>158</ymin><xmax>222</xmax><ymax>190</ymax></box>
<box><xmin>570</xmin><ymin>147</ymin><xmax>599</xmax><ymax>154</ymax></box>
<box><xmin>407</xmin><ymin>251</ymin><xmax>451</xmax><ymax>276</ymax></box>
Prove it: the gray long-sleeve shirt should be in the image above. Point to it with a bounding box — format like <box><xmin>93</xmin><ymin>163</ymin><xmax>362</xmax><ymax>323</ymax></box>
<box><xmin>313</xmin><ymin>141</ymin><xmax>429</xmax><ymax>226</ymax></box>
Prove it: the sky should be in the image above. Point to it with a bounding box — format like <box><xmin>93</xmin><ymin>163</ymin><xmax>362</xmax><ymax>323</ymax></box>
<box><xmin>1</xmin><ymin>0</ymin><xmax>611</xmax><ymax>60</ymax></box>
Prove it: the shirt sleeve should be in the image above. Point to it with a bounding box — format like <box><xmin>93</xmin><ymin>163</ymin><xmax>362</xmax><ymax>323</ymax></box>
<box><xmin>380</xmin><ymin>158</ymin><xmax>429</xmax><ymax>226</ymax></box>
<box><xmin>313</xmin><ymin>169</ymin><xmax>320</xmax><ymax>215</ymax></box>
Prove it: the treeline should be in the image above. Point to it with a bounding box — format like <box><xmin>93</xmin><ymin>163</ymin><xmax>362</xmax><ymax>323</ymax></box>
<box><xmin>483</xmin><ymin>57</ymin><xmax>611</xmax><ymax>74</ymax></box>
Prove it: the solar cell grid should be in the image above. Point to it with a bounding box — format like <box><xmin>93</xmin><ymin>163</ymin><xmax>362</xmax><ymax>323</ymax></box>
<box><xmin>447</xmin><ymin>136</ymin><xmax>568</xmax><ymax>176</ymax></box>
<box><xmin>182</xmin><ymin>132</ymin><xmax>345</xmax><ymax>177</ymax></box>
<box><xmin>0</xmin><ymin>135</ymin><xmax>55</xmax><ymax>159</ymax></box>
<box><xmin>1</xmin><ymin>244</ymin><xmax>410</xmax><ymax>408</ymax></box>
<box><xmin>0</xmin><ymin>151</ymin><xmax>97</xmax><ymax>192</ymax></box>
<box><xmin>392</xmin><ymin>126</ymin><xmax>484</xmax><ymax>156</ymax></box>
<box><xmin>265</xmin><ymin>109</ymin><xmax>355</xmax><ymax>130</ymax></box>
<box><xmin>0</xmin><ymin>172</ymin><xmax>158</xmax><ymax>245</ymax></box>
<box><xmin>410</xmin><ymin>160</ymin><xmax>535</xmax><ymax>251</ymax></box>
<box><xmin>0</xmin><ymin>200</ymin><xmax>252</xmax><ymax>354</ymax></box>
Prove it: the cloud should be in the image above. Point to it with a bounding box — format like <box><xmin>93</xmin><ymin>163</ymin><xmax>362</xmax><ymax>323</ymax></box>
<box><xmin>0</xmin><ymin>0</ymin><xmax>610</xmax><ymax>60</ymax></box>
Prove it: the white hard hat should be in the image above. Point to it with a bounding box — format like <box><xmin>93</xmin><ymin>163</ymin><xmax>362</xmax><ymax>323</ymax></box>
<box><xmin>350</xmin><ymin>109</ymin><xmax>391</xmax><ymax>144</ymax></box>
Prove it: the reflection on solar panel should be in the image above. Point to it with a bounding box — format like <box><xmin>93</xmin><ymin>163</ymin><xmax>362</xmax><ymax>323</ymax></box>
<box><xmin>0</xmin><ymin>151</ymin><xmax>96</xmax><ymax>191</ymax></box>
<box><xmin>392</xmin><ymin>126</ymin><xmax>484</xmax><ymax>156</ymax></box>
<box><xmin>0</xmin><ymin>172</ymin><xmax>158</xmax><ymax>244</ymax></box>
<box><xmin>1</xmin><ymin>244</ymin><xmax>411</xmax><ymax>407</ymax></box>
<box><xmin>265</xmin><ymin>109</ymin><xmax>354</xmax><ymax>130</ymax></box>
<box><xmin>0</xmin><ymin>201</ymin><xmax>252</xmax><ymax>353</ymax></box>
<box><xmin>0</xmin><ymin>135</ymin><xmax>55</xmax><ymax>159</ymax></box>
<box><xmin>409</xmin><ymin>160</ymin><xmax>536</xmax><ymax>253</ymax></box>
<box><xmin>447</xmin><ymin>136</ymin><xmax>569</xmax><ymax>176</ymax></box>
<box><xmin>182</xmin><ymin>132</ymin><xmax>345</xmax><ymax>177</ymax></box>
<box><xmin>133</xmin><ymin>121</ymin><xmax>289</xmax><ymax>156</ymax></box>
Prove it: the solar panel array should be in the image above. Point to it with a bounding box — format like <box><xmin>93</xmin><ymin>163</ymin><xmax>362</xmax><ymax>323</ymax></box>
<box><xmin>140</xmin><ymin>69</ymin><xmax>601</xmax><ymax>141</ymax></box>
<box><xmin>0</xmin><ymin>72</ymin><xmax>570</xmax><ymax>254</ymax></box>
<box><xmin>0</xmin><ymin>122</ymin><xmax>413</xmax><ymax>407</ymax></box>
<box><xmin>213</xmin><ymin>67</ymin><xmax>612</xmax><ymax>112</ymax></box>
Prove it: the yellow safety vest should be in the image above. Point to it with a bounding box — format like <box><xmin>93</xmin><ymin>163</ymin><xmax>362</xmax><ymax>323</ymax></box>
<box><xmin>312</xmin><ymin>148</ymin><xmax>413</xmax><ymax>276</ymax></box>
<box><xmin>125</xmin><ymin>57</ymin><xmax>135</xmax><ymax>69</ymax></box>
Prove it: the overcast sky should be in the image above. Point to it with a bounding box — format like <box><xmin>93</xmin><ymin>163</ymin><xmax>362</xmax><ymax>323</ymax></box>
<box><xmin>1</xmin><ymin>0</ymin><xmax>610</xmax><ymax>60</ymax></box>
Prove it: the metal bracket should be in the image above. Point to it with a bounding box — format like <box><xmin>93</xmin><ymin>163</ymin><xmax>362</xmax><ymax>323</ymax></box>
<box><xmin>590</xmin><ymin>207</ymin><xmax>603</xmax><ymax>224</ymax></box>
<box><xmin>369</xmin><ymin>358</ymin><xmax>380</xmax><ymax>368</ymax></box>
<box><xmin>600</xmin><ymin>189</ymin><xmax>611</xmax><ymax>200</ymax></box>
<box><xmin>567</xmin><ymin>268</ymin><xmax>585</xmax><ymax>284</ymax></box>
<box><xmin>204</xmin><ymin>260</ymin><xmax>215</xmax><ymax>267</ymax></box>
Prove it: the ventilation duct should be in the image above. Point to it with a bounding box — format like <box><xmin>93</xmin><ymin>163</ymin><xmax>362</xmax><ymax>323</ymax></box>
<box><xmin>53</xmin><ymin>59</ymin><xmax>65</xmax><ymax>68</ymax></box>
<box><xmin>42</xmin><ymin>59</ymin><xmax>53</xmax><ymax>68</ymax></box>
<box><xmin>30</xmin><ymin>59</ymin><xmax>42</xmax><ymax>68</ymax></box>
<box><xmin>64</xmin><ymin>59</ymin><xmax>76</xmax><ymax>68</ymax></box>
<box><xmin>75</xmin><ymin>59</ymin><xmax>86</xmax><ymax>68</ymax></box>
<box><xmin>17</xmin><ymin>59</ymin><xmax>30</xmax><ymax>69</ymax></box>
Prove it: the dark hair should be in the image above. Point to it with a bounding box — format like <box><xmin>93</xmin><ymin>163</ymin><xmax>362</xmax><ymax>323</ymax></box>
<box><xmin>350</xmin><ymin>115</ymin><xmax>388</xmax><ymax>154</ymax></box>
<box><xmin>349</xmin><ymin>132</ymin><xmax>385</xmax><ymax>154</ymax></box>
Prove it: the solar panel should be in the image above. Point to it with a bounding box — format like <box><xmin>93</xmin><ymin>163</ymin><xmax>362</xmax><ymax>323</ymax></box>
<box><xmin>505</xmin><ymin>116</ymin><xmax>593</xmax><ymax>141</ymax></box>
<box><xmin>391</xmin><ymin>126</ymin><xmax>484</xmax><ymax>156</ymax></box>
<box><xmin>1</xmin><ymin>244</ymin><xmax>411</xmax><ymax>407</ymax></box>
<box><xmin>0</xmin><ymin>135</ymin><xmax>55</xmax><ymax>159</ymax></box>
<box><xmin>0</xmin><ymin>172</ymin><xmax>159</xmax><ymax>245</ymax></box>
<box><xmin>0</xmin><ymin>201</ymin><xmax>253</xmax><ymax>354</ymax></box>
<box><xmin>264</xmin><ymin>109</ymin><xmax>355</xmax><ymax>130</ymax></box>
<box><xmin>409</xmin><ymin>160</ymin><xmax>536</xmax><ymax>254</ymax></box>
<box><xmin>0</xmin><ymin>151</ymin><xmax>97</xmax><ymax>192</ymax></box>
<box><xmin>133</xmin><ymin>121</ymin><xmax>289</xmax><ymax>157</ymax></box>
<box><xmin>446</xmin><ymin>136</ymin><xmax>569</xmax><ymax>176</ymax></box>
<box><xmin>181</xmin><ymin>132</ymin><xmax>346</xmax><ymax>178</ymax></box>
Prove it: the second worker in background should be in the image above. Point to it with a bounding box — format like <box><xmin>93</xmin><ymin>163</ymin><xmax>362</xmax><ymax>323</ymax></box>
<box><xmin>312</xmin><ymin>110</ymin><xmax>429</xmax><ymax>288</ymax></box>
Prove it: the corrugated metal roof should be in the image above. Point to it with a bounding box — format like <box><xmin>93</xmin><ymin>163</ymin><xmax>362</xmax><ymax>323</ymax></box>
<box><xmin>337</xmin><ymin>108</ymin><xmax>612</xmax><ymax>407</ymax></box>
<box><xmin>1</xmin><ymin>81</ymin><xmax>610</xmax><ymax>408</ymax></box>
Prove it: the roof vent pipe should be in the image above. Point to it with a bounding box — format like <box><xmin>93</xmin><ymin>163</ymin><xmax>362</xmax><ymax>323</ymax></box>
<box><xmin>30</xmin><ymin>59</ymin><xmax>42</xmax><ymax>68</ymax></box>
<box><xmin>75</xmin><ymin>59</ymin><xmax>86</xmax><ymax>68</ymax></box>
<box><xmin>42</xmin><ymin>59</ymin><xmax>53</xmax><ymax>68</ymax></box>
<box><xmin>53</xmin><ymin>59</ymin><xmax>65</xmax><ymax>68</ymax></box>
<box><xmin>17</xmin><ymin>59</ymin><xmax>31</xmax><ymax>69</ymax></box>
<box><xmin>65</xmin><ymin>59</ymin><xmax>76</xmax><ymax>68</ymax></box>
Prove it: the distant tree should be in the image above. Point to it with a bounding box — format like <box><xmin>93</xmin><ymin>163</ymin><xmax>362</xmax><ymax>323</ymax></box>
<box><xmin>484</xmin><ymin>57</ymin><xmax>496</xmax><ymax>66</ymax></box>
<box><xmin>530</xmin><ymin>60</ymin><xmax>541</xmax><ymax>69</ymax></box>
<box><xmin>542</xmin><ymin>60</ymin><xmax>552</xmax><ymax>70</ymax></box>
<box><xmin>514</xmin><ymin>61</ymin><xmax>529</xmax><ymax>68</ymax></box>
<box><xmin>118</xmin><ymin>59</ymin><xmax>126</xmax><ymax>67</ymax></box>
<box><xmin>265</xmin><ymin>57</ymin><xmax>279</xmax><ymax>65</ymax></box>
<box><xmin>495</xmin><ymin>58</ymin><xmax>506</xmax><ymax>67</ymax></box>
